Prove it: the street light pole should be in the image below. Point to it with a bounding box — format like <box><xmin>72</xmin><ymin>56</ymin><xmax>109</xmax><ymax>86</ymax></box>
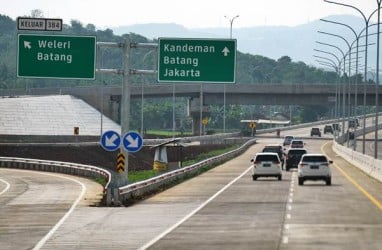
<box><xmin>323</xmin><ymin>0</ymin><xmax>382</xmax><ymax>158</ymax></box>
<box><xmin>375</xmin><ymin>0</ymin><xmax>381</xmax><ymax>159</ymax></box>
<box><xmin>225</xmin><ymin>15</ymin><xmax>239</xmax><ymax>39</ymax></box>
<box><xmin>314</xmin><ymin>43</ymin><xmax>346</xmax><ymax>137</ymax></box>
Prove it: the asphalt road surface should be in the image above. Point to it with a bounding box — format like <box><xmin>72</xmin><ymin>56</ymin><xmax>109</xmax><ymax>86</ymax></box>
<box><xmin>0</xmin><ymin>136</ymin><xmax>381</xmax><ymax>249</ymax></box>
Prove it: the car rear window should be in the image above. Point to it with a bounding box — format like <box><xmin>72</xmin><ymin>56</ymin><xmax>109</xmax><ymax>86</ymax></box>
<box><xmin>288</xmin><ymin>150</ymin><xmax>307</xmax><ymax>156</ymax></box>
<box><xmin>255</xmin><ymin>155</ymin><xmax>279</xmax><ymax>161</ymax></box>
<box><xmin>292</xmin><ymin>141</ymin><xmax>303</xmax><ymax>145</ymax></box>
<box><xmin>301</xmin><ymin>156</ymin><xmax>327</xmax><ymax>162</ymax></box>
<box><xmin>263</xmin><ymin>147</ymin><xmax>280</xmax><ymax>153</ymax></box>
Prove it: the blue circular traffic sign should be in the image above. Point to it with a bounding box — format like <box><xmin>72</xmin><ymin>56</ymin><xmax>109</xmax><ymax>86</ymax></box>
<box><xmin>100</xmin><ymin>130</ymin><xmax>121</xmax><ymax>151</ymax></box>
<box><xmin>122</xmin><ymin>131</ymin><xmax>143</xmax><ymax>153</ymax></box>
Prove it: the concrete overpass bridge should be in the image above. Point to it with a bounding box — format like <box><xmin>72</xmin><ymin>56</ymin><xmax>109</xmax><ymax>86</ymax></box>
<box><xmin>2</xmin><ymin>83</ymin><xmax>382</xmax><ymax>134</ymax></box>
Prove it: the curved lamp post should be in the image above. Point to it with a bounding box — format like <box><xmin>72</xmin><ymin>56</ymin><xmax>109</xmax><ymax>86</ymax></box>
<box><xmin>318</xmin><ymin>31</ymin><xmax>353</xmax><ymax>120</ymax></box>
<box><xmin>324</xmin><ymin>0</ymin><xmax>382</xmax><ymax>159</ymax></box>
<box><xmin>224</xmin><ymin>15</ymin><xmax>239</xmax><ymax>39</ymax></box>
<box><xmin>314</xmin><ymin>43</ymin><xmax>347</xmax><ymax>137</ymax></box>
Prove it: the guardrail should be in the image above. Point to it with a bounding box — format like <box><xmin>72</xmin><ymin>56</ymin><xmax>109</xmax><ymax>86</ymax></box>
<box><xmin>0</xmin><ymin>157</ymin><xmax>112</xmax><ymax>202</ymax></box>
<box><xmin>117</xmin><ymin>138</ymin><xmax>257</xmax><ymax>204</ymax></box>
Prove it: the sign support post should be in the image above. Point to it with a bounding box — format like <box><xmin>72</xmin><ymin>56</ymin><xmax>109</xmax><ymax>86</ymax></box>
<box><xmin>118</xmin><ymin>36</ymin><xmax>131</xmax><ymax>187</ymax></box>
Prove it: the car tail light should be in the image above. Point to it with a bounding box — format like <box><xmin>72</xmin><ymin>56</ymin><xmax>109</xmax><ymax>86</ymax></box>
<box><xmin>322</xmin><ymin>163</ymin><xmax>329</xmax><ymax>167</ymax></box>
<box><xmin>273</xmin><ymin>161</ymin><xmax>280</xmax><ymax>164</ymax></box>
<box><xmin>299</xmin><ymin>162</ymin><xmax>308</xmax><ymax>167</ymax></box>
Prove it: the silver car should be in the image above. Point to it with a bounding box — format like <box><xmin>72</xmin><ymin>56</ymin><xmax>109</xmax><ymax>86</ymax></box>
<box><xmin>298</xmin><ymin>153</ymin><xmax>332</xmax><ymax>185</ymax></box>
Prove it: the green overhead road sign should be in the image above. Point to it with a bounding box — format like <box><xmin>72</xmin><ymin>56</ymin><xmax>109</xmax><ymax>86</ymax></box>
<box><xmin>158</xmin><ymin>38</ymin><xmax>236</xmax><ymax>83</ymax></box>
<box><xmin>17</xmin><ymin>34</ymin><xmax>96</xmax><ymax>79</ymax></box>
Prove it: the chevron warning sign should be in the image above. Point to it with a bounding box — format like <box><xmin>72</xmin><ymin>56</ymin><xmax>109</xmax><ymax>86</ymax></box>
<box><xmin>117</xmin><ymin>152</ymin><xmax>125</xmax><ymax>173</ymax></box>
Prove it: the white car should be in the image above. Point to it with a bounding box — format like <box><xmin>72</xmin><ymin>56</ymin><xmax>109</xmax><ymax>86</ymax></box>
<box><xmin>298</xmin><ymin>153</ymin><xmax>332</xmax><ymax>185</ymax></box>
<box><xmin>251</xmin><ymin>152</ymin><xmax>282</xmax><ymax>181</ymax></box>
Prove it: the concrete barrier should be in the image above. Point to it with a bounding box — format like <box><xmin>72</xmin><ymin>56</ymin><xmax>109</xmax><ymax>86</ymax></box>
<box><xmin>333</xmin><ymin>141</ymin><xmax>382</xmax><ymax>182</ymax></box>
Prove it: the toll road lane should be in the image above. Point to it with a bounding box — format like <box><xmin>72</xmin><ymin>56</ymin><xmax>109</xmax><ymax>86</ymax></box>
<box><xmin>36</xmin><ymin>143</ymin><xmax>267</xmax><ymax>249</ymax></box>
<box><xmin>143</xmin><ymin>139</ymin><xmax>382</xmax><ymax>250</ymax></box>
<box><xmin>280</xmin><ymin>140</ymin><xmax>382</xmax><ymax>250</ymax></box>
<box><xmin>0</xmin><ymin>169</ymin><xmax>103</xmax><ymax>250</ymax></box>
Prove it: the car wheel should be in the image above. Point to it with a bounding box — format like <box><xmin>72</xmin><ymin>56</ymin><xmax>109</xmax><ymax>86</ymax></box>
<box><xmin>252</xmin><ymin>175</ymin><xmax>257</xmax><ymax>181</ymax></box>
<box><xmin>278</xmin><ymin>175</ymin><xmax>282</xmax><ymax>181</ymax></box>
<box><xmin>286</xmin><ymin>166</ymin><xmax>289</xmax><ymax>171</ymax></box>
<box><xmin>326</xmin><ymin>178</ymin><xmax>331</xmax><ymax>186</ymax></box>
<box><xmin>298</xmin><ymin>177</ymin><xmax>304</xmax><ymax>185</ymax></box>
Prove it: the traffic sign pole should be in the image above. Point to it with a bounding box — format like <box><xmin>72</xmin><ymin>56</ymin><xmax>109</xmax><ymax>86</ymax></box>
<box><xmin>118</xmin><ymin>36</ymin><xmax>131</xmax><ymax>187</ymax></box>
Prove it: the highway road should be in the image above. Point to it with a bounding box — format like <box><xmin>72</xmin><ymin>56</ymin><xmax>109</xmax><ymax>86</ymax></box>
<box><xmin>1</xmin><ymin>133</ymin><xmax>381</xmax><ymax>249</ymax></box>
<box><xmin>0</xmin><ymin>169</ymin><xmax>103</xmax><ymax>250</ymax></box>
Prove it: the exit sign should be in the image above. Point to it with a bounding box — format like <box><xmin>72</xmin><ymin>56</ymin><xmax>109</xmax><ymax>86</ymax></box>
<box><xmin>158</xmin><ymin>38</ymin><xmax>236</xmax><ymax>83</ymax></box>
<box><xmin>17</xmin><ymin>34</ymin><xmax>96</xmax><ymax>79</ymax></box>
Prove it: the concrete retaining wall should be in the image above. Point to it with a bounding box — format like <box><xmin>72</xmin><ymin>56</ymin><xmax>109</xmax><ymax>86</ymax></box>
<box><xmin>333</xmin><ymin>141</ymin><xmax>382</xmax><ymax>182</ymax></box>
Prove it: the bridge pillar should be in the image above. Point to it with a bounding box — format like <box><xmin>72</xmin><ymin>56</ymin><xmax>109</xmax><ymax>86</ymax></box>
<box><xmin>188</xmin><ymin>98</ymin><xmax>210</xmax><ymax>135</ymax></box>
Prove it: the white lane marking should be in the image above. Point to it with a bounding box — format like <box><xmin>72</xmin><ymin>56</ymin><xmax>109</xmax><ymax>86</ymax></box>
<box><xmin>0</xmin><ymin>178</ymin><xmax>11</xmax><ymax>196</ymax></box>
<box><xmin>33</xmin><ymin>173</ymin><xmax>86</xmax><ymax>250</ymax></box>
<box><xmin>283</xmin><ymin>172</ymin><xmax>297</xmax><ymax>244</ymax></box>
<box><xmin>282</xmin><ymin>236</ymin><xmax>289</xmax><ymax>244</ymax></box>
<box><xmin>138</xmin><ymin>165</ymin><xmax>253</xmax><ymax>250</ymax></box>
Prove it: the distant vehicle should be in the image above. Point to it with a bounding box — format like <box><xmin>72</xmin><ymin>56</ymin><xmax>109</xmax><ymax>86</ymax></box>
<box><xmin>262</xmin><ymin>144</ymin><xmax>285</xmax><ymax>165</ymax></box>
<box><xmin>323</xmin><ymin>125</ymin><xmax>333</xmax><ymax>134</ymax></box>
<box><xmin>283</xmin><ymin>135</ymin><xmax>294</xmax><ymax>146</ymax></box>
<box><xmin>285</xmin><ymin>148</ymin><xmax>307</xmax><ymax>171</ymax></box>
<box><xmin>310</xmin><ymin>127</ymin><xmax>321</xmax><ymax>137</ymax></box>
<box><xmin>251</xmin><ymin>152</ymin><xmax>282</xmax><ymax>181</ymax></box>
<box><xmin>348</xmin><ymin>118</ymin><xmax>359</xmax><ymax>128</ymax></box>
<box><xmin>290</xmin><ymin>139</ymin><xmax>304</xmax><ymax>148</ymax></box>
<box><xmin>332</xmin><ymin>123</ymin><xmax>341</xmax><ymax>132</ymax></box>
<box><xmin>298</xmin><ymin>154</ymin><xmax>332</xmax><ymax>185</ymax></box>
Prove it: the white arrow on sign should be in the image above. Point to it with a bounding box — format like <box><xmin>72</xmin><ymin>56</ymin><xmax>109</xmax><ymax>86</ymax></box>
<box><xmin>222</xmin><ymin>47</ymin><xmax>230</xmax><ymax>56</ymax></box>
<box><xmin>105</xmin><ymin>134</ymin><xmax>119</xmax><ymax>147</ymax></box>
<box><xmin>125</xmin><ymin>134</ymin><xmax>139</xmax><ymax>148</ymax></box>
<box><xmin>24</xmin><ymin>41</ymin><xmax>32</xmax><ymax>49</ymax></box>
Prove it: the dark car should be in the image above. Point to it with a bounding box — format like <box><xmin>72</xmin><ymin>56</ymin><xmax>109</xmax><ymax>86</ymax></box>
<box><xmin>285</xmin><ymin>148</ymin><xmax>307</xmax><ymax>171</ymax></box>
<box><xmin>324</xmin><ymin>125</ymin><xmax>333</xmax><ymax>134</ymax></box>
<box><xmin>290</xmin><ymin>139</ymin><xmax>304</xmax><ymax>148</ymax></box>
<box><xmin>283</xmin><ymin>135</ymin><xmax>294</xmax><ymax>146</ymax></box>
<box><xmin>310</xmin><ymin>127</ymin><xmax>321</xmax><ymax>137</ymax></box>
<box><xmin>262</xmin><ymin>144</ymin><xmax>285</xmax><ymax>166</ymax></box>
<box><xmin>332</xmin><ymin>123</ymin><xmax>341</xmax><ymax>132</ymax></box>
<box><xmin>348</xmin><ymin>118</ymin><xmax>359</xmax><ymax>128</ymax></box>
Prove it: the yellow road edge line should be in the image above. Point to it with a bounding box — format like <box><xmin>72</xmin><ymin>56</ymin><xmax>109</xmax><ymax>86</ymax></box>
<box><xmin>322</xmin><ymin>141</ymin><xmax>382</xmax><ymax>211</ymax></box>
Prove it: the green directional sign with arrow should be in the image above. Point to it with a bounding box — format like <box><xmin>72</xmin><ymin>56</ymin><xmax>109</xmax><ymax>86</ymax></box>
<box><xmin>17</xmin><ymin>34</ymin><xmax>96</xmax><ymax>79</ymax></box>
<box><xmin>158</xmin><ymin>38</ymin><xmax>236</xmax><ymax>83</ymax></box>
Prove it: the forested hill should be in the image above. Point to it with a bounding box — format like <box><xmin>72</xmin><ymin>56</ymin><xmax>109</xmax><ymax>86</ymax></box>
<box><xmin>0</xmin><ymin>14</ymin><xmax>338</xmax><ymax>90</ymax></box>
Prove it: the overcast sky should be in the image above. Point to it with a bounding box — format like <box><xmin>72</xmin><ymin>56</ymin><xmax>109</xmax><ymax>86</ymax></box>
<box><xmin>2</xmin><ymin>0</ymin><xmax>380</xmax><ymax>29</ymax></box>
